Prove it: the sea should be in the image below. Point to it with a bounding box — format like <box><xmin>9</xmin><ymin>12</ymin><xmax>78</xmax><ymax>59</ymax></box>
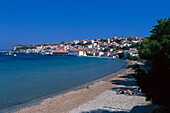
<box><xmin>0</xmin><ymin>54</ymin><xmax>127</xmax><ymax>110</ymax></box>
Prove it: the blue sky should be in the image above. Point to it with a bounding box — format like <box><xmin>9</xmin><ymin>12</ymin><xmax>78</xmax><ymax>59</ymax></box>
<box><xmin>0</xmin><ymin>0</ymin><xmax>170</xmax><ymax>50</ymax></box>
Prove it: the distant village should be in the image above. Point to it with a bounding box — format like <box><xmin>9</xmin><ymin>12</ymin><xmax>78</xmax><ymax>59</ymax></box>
<box><xmin>13</xmin><ymin>36</ymin><xmax>144</xmax><ymax>60</ymax></box>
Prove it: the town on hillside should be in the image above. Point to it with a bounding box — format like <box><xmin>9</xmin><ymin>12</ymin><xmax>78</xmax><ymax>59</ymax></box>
<box><xmin>13</xmin><ymin>36</ymin><xmax>145</xmax><ymax>60</ymax></box>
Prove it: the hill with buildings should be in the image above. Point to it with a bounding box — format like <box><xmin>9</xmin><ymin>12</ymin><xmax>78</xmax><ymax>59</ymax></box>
<box><xmin>13</xmin><ymin>36</ymin><xmax>144</xmax><ymax>60</ymax></box>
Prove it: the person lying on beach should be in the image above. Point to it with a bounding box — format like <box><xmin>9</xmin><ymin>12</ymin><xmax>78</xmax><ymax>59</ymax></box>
<box><xmin>117</xmin><ymin>90</ymin><xmax>127</xmax><ymax>94</ymax></box>
<box><xmin>117</xmin><ymin>89</ymin><xmax>134</xmax><ymax>95</ymax></box>
<box><xmin>126</xmin><ymin>89</ymin><xmax>134</xmax><ymax>95</ymax></box>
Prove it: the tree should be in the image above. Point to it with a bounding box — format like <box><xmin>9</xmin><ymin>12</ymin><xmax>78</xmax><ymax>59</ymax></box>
<box><xmin>129</xmin><ymin>43</ymin><xmax>141</xmax><ymax>50</ymax></box>
<box><xmin>128</xmin><ymin>54</ymin><xmax>138</xmax><ymax>61</ymax></box>
<box><xmin>60</xmin><ymin>41</ymin><xmax>65</xmax><ymax>44</ymax></box>
<box><xmin>86</xmin><ymin>53</ymin><xmax>92</xmax><ymax>56</ymax></box>
<box><xmin>102</xmin><ymin>48</ymin><xmax>108</xmax><ymax>52</ymax></box>
<box><xmin>122</xmin><ymin>46</ymin><xmax>129</xmax><ymax>50</ymax></box>
<box><xmin>100</xmin><ymin>39</ymin><xmax>107</xmax><ymax>42</ymax></box>
<box><xmin>137</xmin><ymin>18</ymin><xmax>170</xmax><ymax>106</ymax></box>
<box><xmin>118</xmin><ymin>52</ymin><xmax>124</xmax><ymax>59</ymax></box>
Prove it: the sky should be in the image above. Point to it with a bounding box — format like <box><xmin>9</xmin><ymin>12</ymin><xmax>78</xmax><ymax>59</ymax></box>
<box><xmin>0</xmin><ymin>0</ymin><xmax>170</xmax><ymax>50</ymax></box>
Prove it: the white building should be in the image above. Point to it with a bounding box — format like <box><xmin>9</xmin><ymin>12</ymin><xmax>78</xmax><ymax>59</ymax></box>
<box><xmin>110</xmin><ymin>51</ymin><xmax>117</xmax><ymax>59</ymax></box>
<box><xmin>132</xmin><ymin>40</ymin><xmax>142</xmax><ymax>44</ymax></box>
<box><xmin>96</xmin><ymin>51</ymin><xmax>104</xmax><ymax>56</ymax></box>
<box><xmin>71</xmin><ymin>40</ymin><xmax>80</xmax><ymax>44</ymax></box>
<box><xmin>109</xmin><ymin>48</ymin><xmax>114</xmax><ymax>52</ymax></box>
<box><xmin>36</xmin><ymin>46</ymin><xmax>43</xmax><ymax>50</ymax></box>
<box><xmin>87</xmin><ymin>45</ymin><xmax>93</xmax><ymax>48</ymax></box>
<box><xmin>93</xmin><ymin>43</ymin><xmax>97</xmax><ymax>46</ymax></box>
<box><xmin>123</xmin><ymin>43</ymin><xmax>131</xmax><ymax>47</ymax></box>
<box><xmin>90</xmin><ymin>40</ymin><xmax>95</xmax><ymax>44</ymax></box>
<box><xmin>127</xmin><ymin>36</ymin><xmax>138</xmax><ymax>40</ymax></box>
<box><xmin>88</xmin><ymin>40</ymin><xmax>95</xmax><ymax>44</ymax></box>
<box><xmin>90</xmin><ymin>51</ymin><xmax>104</xmax><ymax>56</ymax></box>
<box><xmin>95</xmin><ymin>44</ymin><xmax>100</xmax><ymax>48</ymax></box>
<box><xmin>80</xmin><ymin>40</ymin><xmax>88</xmax><ymax>44</ymax></box>
<box><xmin>103</xmin><ymin>51</ymin><xmax>111</xmax><ymax>57</ymax></box>
<box><xmin>128</xmin><ymin>48</ymin><xmax>139</xmax><ymax>56</ymax></box>
<box><xmin>68</xmin><ymin>49</ymin><xmax>84</xmax><ymax>56</ymax></box>
<box><xmin>116</xmin><ymin>49</ymin><xmax>124</xmax><ymax>54</ymax></box>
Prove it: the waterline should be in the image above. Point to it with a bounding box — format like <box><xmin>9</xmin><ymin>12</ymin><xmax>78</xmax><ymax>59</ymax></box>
<box><xmin>0</xmin><ymin>55</ymin><xmax>127</xmax><ymax>111</ymax></box>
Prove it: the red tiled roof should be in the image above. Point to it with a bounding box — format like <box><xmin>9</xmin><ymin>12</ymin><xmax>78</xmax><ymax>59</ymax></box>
<box><xmin>84</xmin><ymin>47</ymin><xmax>89</xmax><ymax>50</ymax></box>
<box><xmin>128</xmin><ymin>50</ymin><xmax>138</xmax><ymax>53</ymax></box>
<box><xmin>110</xmin><ymin>51</ymin><xmax>116</xmax><ymax>54</ymax></box>
<box><xmin>105</xmin><ymin>51</ymin><xmax>111</xmax><ymax>53</ymax></box>
<box><xmin>112</xmin><ymin>37</ymin><xmax>118</xmax><ymax>39</ymax></box>
<box><xmin>53</xmin><ymin>51</ymin><xmax>68</xmax><ymax>53</ymax></box>
<box><xmin>116</xmin><ymin>49</ymin><xmax>124</xmax><ymax>51</ymax></box>
<box><xmin>111</xmin><ymin>44</ymin><xmax>118</xmax><ymax>46</ymax></box>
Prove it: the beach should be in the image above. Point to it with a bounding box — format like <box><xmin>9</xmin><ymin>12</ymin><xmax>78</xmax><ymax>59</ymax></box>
<box><xmin>10</xmin><ymin>61</ymin><xmax>157</xmax><ymax>113</ymax></box>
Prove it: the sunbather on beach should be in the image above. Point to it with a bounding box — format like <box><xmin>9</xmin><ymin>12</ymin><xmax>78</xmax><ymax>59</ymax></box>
<box><xmin>117</xmin><ymin>89</ymin><xmax>134</xmax><ymax>95</ymax></box>
<box><xmin>117</xmin><ymin>90</ymin><xmax>127</xmax><ymax>94</ymax></box>
<box><xmin>126</xmin><ymin>89</ymin><xmax>134</xmax><ymax>95</ymax></box>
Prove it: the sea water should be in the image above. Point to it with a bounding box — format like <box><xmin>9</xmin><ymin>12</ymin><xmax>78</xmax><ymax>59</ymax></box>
<box><xmin>0</xmin><ymin>54</ymin><xmax>127</xmax><ymax>110</ymax></box>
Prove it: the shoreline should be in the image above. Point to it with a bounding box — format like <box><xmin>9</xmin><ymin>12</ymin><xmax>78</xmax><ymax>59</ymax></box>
<box><xmin>0</xmin><ymin>59</ymin><xmax>129</xmax><ymax>113</ymax></box>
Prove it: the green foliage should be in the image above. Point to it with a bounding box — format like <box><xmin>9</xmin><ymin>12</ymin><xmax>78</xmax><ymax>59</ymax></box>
<box><xmin>86</xmin><ymin>53</ymin><xmax>92</xmax><ymax>56</ymax></box>
<box><xmin>82</xmin><ymin>43</ymin><xmax>88</xmax><ymax>46</ymax></box>
<box><xmin>137</xmin><ymin>18</ymin><xmax>170</xmax><ymax>105</ymax></box>
<box><xmin>150</xmin><ymin>18</ymin><xmax>170</xmax><ymax>41</ymax></box>
<box><xmin>100</xmin><ymin>39</ymin><xmax>108</xmax><ymax>42</ymax></box>
<box><xmin>129</xmin><ymin>43</ymin><xmax>141</xmax><ymax>50</ymax></box>
<box><xmin>128</xmin><ymin>54</ymin><xmax>139</xmax><ymax>61</ymax></box>
<box><xmin>60</xmin><ymin>41</ymin><xmax>66</xmax><ymax>44</ymax></box>
<box><xmin>71</xmin><ymin>44</ymin><xmax>75</xmax><ymax>46</ymax></box>
<box><xmin>29</xmin><ymin>47</ymin><xmax>36</xmax><ymax>49</ymax></box>
<box><xmin>118</xmin><ymin>52</ymin><xmax>124</xmax><ymax>58</ymax></box>
<box><xmin>76</xmin><ymin>42</ymin><xmax>81</xmax><ymax>45</ymax></box>
<box><xmin>116</xmin><ymin>40</ymin><xmax>121</xmax><ymax>44</ymax></box>
<box><xmin>15</xmin><ymin>46</ymin><xmax>36</xmax><ymax>51</ymax></box>
<box><xmin>122</xmin><ymin>46</ymin><xmax>129</xmax><ymax>50</ymax></box>
<box><xmin>102</xmin><ymin>48</ymin><xmax>108</xmax><ymax>52</ymax></box>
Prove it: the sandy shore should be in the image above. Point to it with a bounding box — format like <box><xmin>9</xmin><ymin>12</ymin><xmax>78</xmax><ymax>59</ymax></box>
<box><xmin>4</xmin><ymin>61</ymin><xmax>157</xmax><ymax>113</ymax></box>
<box><xmin>70</xmin><ymin>68</ymin><xmax>158</xmax><ymax>113</ymax></box>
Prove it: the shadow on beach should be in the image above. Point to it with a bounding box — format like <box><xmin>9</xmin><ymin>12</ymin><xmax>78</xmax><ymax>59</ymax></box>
<box><xmin>81</xmin><ymin>63</ymin><xmax>160</xmax><ymax>113</ymax></box>
<box><xmin>109</xmin><ymin>73</ymin><xmax>143</xmax><ymax>95</ymax></box>
<box><xmin>81</xmin><ymin>104</ymin><xmax>158</xmax><ymax>113</ymax></box>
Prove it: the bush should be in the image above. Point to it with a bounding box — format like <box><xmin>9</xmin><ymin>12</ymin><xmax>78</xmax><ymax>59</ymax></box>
<box><xmin>118</xmin><ymin>52</ymin><xmax>124</xmax><ymax>58</ymax></box>
<box><xmin>128</xmin><ymin>54</ymin><xmax>139</xmax><ymax>60</ymax></box>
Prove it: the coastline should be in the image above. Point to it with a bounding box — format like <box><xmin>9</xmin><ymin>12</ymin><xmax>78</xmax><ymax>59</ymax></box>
<box><xmin>0</xmin><ymin>58</ymin><xmax>129</xmax><ymax>113</ymax></box>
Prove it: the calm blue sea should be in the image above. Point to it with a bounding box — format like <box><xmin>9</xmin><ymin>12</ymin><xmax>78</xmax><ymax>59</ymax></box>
<box><xmin>0</xmin><ymin>54</ymin><xmax>127</xmax><ymax>110</ymax></box>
